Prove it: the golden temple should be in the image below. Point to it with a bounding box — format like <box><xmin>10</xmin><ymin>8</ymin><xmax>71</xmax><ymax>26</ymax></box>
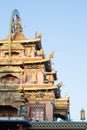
<box><xmin>4</xmin><ymin>9</ymin><xmax>87</xmax><ymax>130</ymax></box>
<box><xmin>0</xmin><ymin>9</ymin><xmax>69</xmax><ymax>121</ymax></box>
<box><xmin>0</xmin><ymin>9</ymin><xmax>70</xmax><ymax>122</ymax></box>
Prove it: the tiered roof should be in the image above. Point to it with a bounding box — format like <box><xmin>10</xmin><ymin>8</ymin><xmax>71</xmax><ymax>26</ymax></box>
<box><xmin>0</xmin><ymin>9</ymin><xmax>70</xmax><ymax>121</ymax></box>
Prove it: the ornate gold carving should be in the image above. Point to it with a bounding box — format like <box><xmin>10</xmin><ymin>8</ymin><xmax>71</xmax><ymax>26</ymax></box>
<box><xmin>25</xmin><ymin>64</ymin><xmax>44</xmax><ymax>69</ymax></box>
<box><xmin>55</xmin><ymin>97</ymin><xmax>69</xmax><ymax>110</ymax></box>
<box><xmin>25</xmin><ymin>92</ymin><xmax>54</xmax><ymax>100</ymax></box>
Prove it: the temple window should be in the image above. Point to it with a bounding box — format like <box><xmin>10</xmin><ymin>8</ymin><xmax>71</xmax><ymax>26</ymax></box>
<box><xmin>29</xmin><ymin>104</ymin><xmax>45</xmax><ymax>121</ymax></box>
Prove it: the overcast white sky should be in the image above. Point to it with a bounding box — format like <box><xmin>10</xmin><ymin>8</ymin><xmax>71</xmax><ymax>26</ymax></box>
<box><xmin>0</xmin><ymin>0</ymin><xmax>87</xmax><ymax>121</ymax></box>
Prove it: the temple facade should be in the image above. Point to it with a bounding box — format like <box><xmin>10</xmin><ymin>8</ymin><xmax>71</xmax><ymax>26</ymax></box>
<box><xmin>0</xmin><ymin>9</ymin><xmax>70</xmax><ymax>123</ymax></box>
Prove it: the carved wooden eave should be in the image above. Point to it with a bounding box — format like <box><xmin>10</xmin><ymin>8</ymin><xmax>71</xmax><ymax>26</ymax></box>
<box><xmin>0</xmin><ymin>57</ymin><xmax>46</xmax><ymax>65</ymax></box>
<box><xmin>46</xmin><ymin>71</ymin><xmax>57</xmax><ymax>74</ymax></box>
<box><xmin>0</xmin><ymin>87</ymin><xmax>22</xmax><ymax>91</ymax></box>
<box><xmin>54</xmin><ymin>97</ymin><xmax>70</xmax><ymax>110</ymax></box>
<box><xmin>0</xmin><ymin>59</ymin><xmax>51</xmax><ymax>73</ymax></box>
<box><xmin>25</xmin><ymin>91</ymin><xmax>54</xmax><ymax>101</ymax></box>
<box><xmin>0</xmin><ymin>43</ymin><xmax>24</xmax><ymax>50</ymax></box>
<box><xmin>0</xmin><ymin>66</ymin><xmax>23</xmax><ymax>73</ymax></box>
<box><xmin>46</xmin><ymin>71</ymin><xmax>57</xmax><ymax>80</ymax></box>
<box><xmin>0</xmin><ymin>60</ymin><xmax>23</xmax><ymax>65</ymax></box>
<box><xmin>0</xmin><ymin>57</ymin><xmax>50</xmax><ymax>65</ymax></box>
<box><xmin>22</xmin><ymin>84</ymin><xmax>58</xmax><ymax>90</ymax></box>
<box><xmin>54</xmin><ymin>110</ymin><xmax>68</xmax><ymax>116</ymax></box>
<box><xmin>0</xmin><ymin>37</ymin><xmax>41</xmax><ymax>44</ymax></box>
<box><xmin>54</xmin><ymin>97</ymin><xmax>70</xmax><ymax>117</ymax></box>
<box><xmin>24</xmin><ymin>57</ymin><xmax>51</xmax><ymax>64</ymax></box>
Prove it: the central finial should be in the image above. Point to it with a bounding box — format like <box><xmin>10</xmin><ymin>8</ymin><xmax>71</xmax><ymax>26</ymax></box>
<box><xmin>8</xmin><ymin>9</ymin><xmax>22</xmax><ymax>57</ymax></box>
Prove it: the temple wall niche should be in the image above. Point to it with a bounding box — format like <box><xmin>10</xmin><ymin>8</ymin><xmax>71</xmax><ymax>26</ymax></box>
<box><xmin>25</xmin><ymin>46</ymin><xmax>36</xmax><ymax>57</ymax></box>
<box><xmin>24</xmin><ymin>69</ymin><xmax>45</xmax><ymax>84</ymax></box>
<box><xmin>0</xmin><ymin>74</ymin><xmax>20</xmax><ymax>85</ymax></box>
<box><xmin>0</xmin><ymin>67</ymin><xmax>22</xmax><ymax>84</ymax></box>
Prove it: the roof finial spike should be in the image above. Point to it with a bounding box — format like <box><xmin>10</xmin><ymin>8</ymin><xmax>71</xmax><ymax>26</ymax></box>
<box><xmin>48</xmin><ymin>51</ymin><xmax>54</xmax><ymax>58</ymax></box>
<box><xmin>8</xmin><ymin>9</ymin><xmax>23</xmax><ymax>58</ymax></box>
<box><xmin>35</xmin><ymin>32</ymin><xmax>42</xmax><ymax>39</ymax></box>
<box><xmin>57</xmin><ymin>82</ymin><xmax>63</xmax><ymax>87</ymax></box>
<box><xmin>35</xmin><ymin>32</ymin><xmax>38</xmax><ymax>38</ymax></box>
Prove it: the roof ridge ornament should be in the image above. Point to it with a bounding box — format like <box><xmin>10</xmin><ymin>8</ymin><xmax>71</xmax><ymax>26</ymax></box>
<box><xmin>48</xmin><ymin>51</ymin><xmax>54</xmax><ymax>58</ymax></box>
<box><xmin>8</xmin><ymin>9</ymin><xmax>22</xmax><ymax>58</ymax></box>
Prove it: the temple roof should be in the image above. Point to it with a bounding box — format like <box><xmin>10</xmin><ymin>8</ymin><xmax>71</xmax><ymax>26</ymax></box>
<box><xmin>0</xmin><ymin>57</ymin><xmax>50</xmax><ymax>65</ymax></box>
<box><xmin>23</xmin><ymin>84</ymin><xmax>58</xmax><ymax>90</ymax></box>
<box><xmin>54</xmin><ymin>97</ymin><xmax>69</xmax><ymax>110</ymax></box>
<box><xmin>0</xmin><ymin>37</ymin><xmax>41</xmax><ymax>44</ymax></box>
<box><xmin>0</xmin><ymin>66</ymin><xmax>23</xmax><ymax>73</ymax></box>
